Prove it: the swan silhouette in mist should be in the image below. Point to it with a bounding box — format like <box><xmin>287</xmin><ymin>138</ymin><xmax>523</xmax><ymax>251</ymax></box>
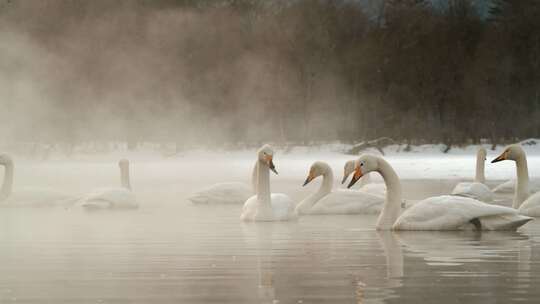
<box><xmin>0</xmin><ymin>154</ymin><xmax>77</xmax><ymax>207</ymax></box>
<box><xmin>492</xmin><ymin>145</ymin><xmax>540</xmax><ymax>216</ymax></box>
<box><xmin>241</xmin><ymin>144</ymin><xmax>297</xmax><ymax>221</ymax></box>
<box><xmin>295</xmin><ymin>161</ymin><xmax>384</xmax><ymax>214</ymax></box>
<box><xmin>188</xmin><ymin>166</ymin><xmax>255</xmax><ymax>204</ymax></box>
<box><xmin>343</xmin><ymin>159</ymin><xmax>386</xmax><ymax>197</ymax></box>
<box><xmin>347</xmin><ymin>154</ymin><xmax>532</xmax><ymax>230</ymax></box>
<box><xmin>451</xmin><ymin>147</ymin><xmax>493</xmax><ymax>202</ymax></box>
<box><xmin>78</xmin><ymin>159</ymin><xmax>138</xmax><ymax>209</ymax></box>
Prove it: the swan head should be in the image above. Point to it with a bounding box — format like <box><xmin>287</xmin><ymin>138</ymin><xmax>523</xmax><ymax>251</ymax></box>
<box><xmin>347</xmin><ymin>154</ymin><xmax>378</xmax><ymax>188</ymax></box>
<box><xmin>303</xmin><ymin>161</ymin><xmax>330</xmax><ymax>186</ymax></box>
<box><xmin>118</xmin><ymin>158</ymin><xmax>129</xmax><ymax>169</ymax></box>
<box><xmin>342</xmin><ymin>160</ymin><xmax>356</xmax><ymax>184</ymax></box>
<box><xmin>491</xmin><ymin>144</ymin><xmax>524</xmax><ymax>163</ymax></box>
<box><xmin>257</xmin><ymin>144</ymin><xmax>278</xmax><ymax>175</ymax></box>
<box><xmin>0</xmin><ymin>154</ymin><xmax>13</xmax><ymax>166</ymax></box>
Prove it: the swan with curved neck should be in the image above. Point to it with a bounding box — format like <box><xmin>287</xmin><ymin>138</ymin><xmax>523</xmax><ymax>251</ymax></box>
<box><xmin>0</xmin><ymin>154</ymin><xmax>77</xmax><ymax>207</ymax></box>
<box><xmin>347</xmin><ymin>154</ymin><xmax>532</xmax><ymax>230</ymax></box>
<box><xmin>80</xmin><ymin>159</ymin><xmax>138</xmax><ymax>209</ymax></box>
<box><xmin>451</xmin><ymin>147</ymin><xmax>493</xmax><ymax>202</ymax></box>
<box><xmin>492</xmin><ymin>145</ymin><xmax>540</xmax><ymax>216</ymax></box>
<box><xmin>241</xmin><ymin>145</ymin><xmax>296</xmax><ymax>221</ymax></box>
<box><xmin>295</xmin><ymin>161</ymin><xmax>384</xmax><ymax>214</ymax></box>
<box><xmin>343</xmin><ymin>159</ymin><xmax>386</xmax><ymax>197</ymax></box>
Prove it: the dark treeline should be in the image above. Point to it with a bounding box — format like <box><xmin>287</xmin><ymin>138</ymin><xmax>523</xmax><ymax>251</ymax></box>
<box><xmin>0</xmin><ymin>0</ymin><xmax>539</xmax><ymax>147</ymax></box>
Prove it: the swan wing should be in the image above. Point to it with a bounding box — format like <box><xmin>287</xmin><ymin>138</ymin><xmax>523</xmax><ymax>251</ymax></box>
<box><xmin>519</xmin><ymin>192</ymin><xmax>540</xmax><ymax>216</ymax></box>
<box><xmin>81</xmin><ymin>187</ymin><xmax>137</xmax><ymax>209</ymax></box>
<box><xmin>310</xmin><ymin>190</ymin><xmax>384</xmax><ymax>214</ymax></box>
<box><xmin>359</xmin><ymin>183</ymin><xmax>387</xmax><ymax>197</ymax></box>
<box><xmin>189</xmin><ymin>182</ymin><xmax>252</xmax><ymax>204</ymax></box>
<box><xmin>394</xmin><ymin>195</ymin><xmax>531</xmax><ymax>230</ymax></box>
<box><xmin>270</xmin><ymin>193</ymin><xmax>297</xmax><ymax>220</ymax></box>
<box><xmin>451</xmin><ymin>182</ymin><xmax>493</xmax><ymax>202</ymax></box>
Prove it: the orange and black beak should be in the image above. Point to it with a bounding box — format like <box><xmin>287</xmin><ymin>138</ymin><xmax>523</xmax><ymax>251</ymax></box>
<box><xmin>491</xmin><ymin>151</ymin><xmax>507</xmax><ymax>163</ymax></box>
<box><xmin>303</xmin><ymin>173</ymin><xmax>314</xmax><ymax>186</ymax></box>
<box><xmin>266</xmin><ymin>155</ymin><xmax>278</xmax><ymax>174</ymax></box>
<box><xmin>347</xmin><ymin>166</ymin><xmax>363</xmax><ymax>188</ymax></box>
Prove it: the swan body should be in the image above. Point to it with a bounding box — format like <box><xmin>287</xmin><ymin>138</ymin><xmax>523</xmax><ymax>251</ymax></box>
<box><xmin>492</xmin><ymin>145</ymin><xmax>540</xmax><ymax>216</ymax></box>
<box><xmin>189</xmin><ymin>165</ymin><xmax>256</xmax><ymax>204</ymax></box>
<box><xmin>347</xmin><ymin>154</ymin><xmax>532</xmax><ymax>231</ymax></box>
<box><xmin>188</xmin><ymin>182</ymin><xmax>252</xmax><ymax>204</ymax></box>
<box><xmin>296</xmin><ymin>161</ymin><xmax>384</xmax><ymax>215</ymax></box>
<box><xmin>79</xmin><ymin>159</ymin><xmax>138</xmax><ymax>209</ymax></box>
<box><xmin>451</xmin><ymin>148</ymin><xmax>493</xmax><ymax>202</ymax></box>
<box><xmin>493</xmin><ymin>179</ymin><xmax>540</xmax><ymax>194</ymax></box>
<box><xmin>0</xmin><ymin>154</ymin><xmax>77</xmax><ymax>207</ymax></box>
<box><xmin>343</xmin><ymin>159</ymin><xmax>386</xmax><ymax>196</ymax></box>
<box><xmin>240</xmin><ymin>145</ymin><xmax>297</xmax><ymax>221</ymax></box>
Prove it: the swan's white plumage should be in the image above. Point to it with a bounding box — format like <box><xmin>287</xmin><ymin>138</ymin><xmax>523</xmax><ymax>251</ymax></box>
<box><xmin>188</xmin><ymin>182</ymin><xmax>252</xmax><ymax>204</ymax></box>
<box><xmin>519</xmin><ymin>192</ymin><xmax>540</xmax><ymax>216</ymax></box>
<box><xmin>308</xmin><ymin>190</ymin><xmax>383</xmax><ymax>214</ymax></box>
<box><xmin>493</xmin><ymin>179</ymin><xmax>540</xmax><ymax>194</ymax></box>
<box><xmin>78</xmin><ymin>159</ymin><xmax>138</xmax><ymax>209</ymax></box>
<box><xmin>81</xmin><ymin>187</ymin><xmax>137</xmax><ymax>209</ymax></box>
<box><xmin>451</xmin><ymin>182</ymin><xmax>493</xmax><ymax>202</ymax></box>
<box><xmin>347</xmin><ymin>154</ymin><xmax>532</xmax><ymax>231</ymax></box>
<box><xmin>240</xmin><ymin>145</ymin><xmax>297</xmax><ymax>222</ymax></box>
<box><xmin>297</xmin><ymin>161</ymin><xmax>384</xmax><ymax>215</ymax></box>
<box><xmin>241</xmin><ymin>193</ymin><xmax>296</xmax><ymax>221</ymax></box>
<box><xmin>394</xmin><ymin>195</ymin><xmax>530</xmax><ymax>230</ymax></box>
<box><xmin>359</xmin><ymin>183</ymin><xmax>387</xmax><ymax>197</ymax></box>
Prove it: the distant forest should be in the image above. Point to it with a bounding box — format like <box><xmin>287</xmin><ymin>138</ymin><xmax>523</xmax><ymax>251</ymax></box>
<box><xmin>0</xmin><ymin>0</ymin><xmax>539</xmax><ymax>147</ymax></box>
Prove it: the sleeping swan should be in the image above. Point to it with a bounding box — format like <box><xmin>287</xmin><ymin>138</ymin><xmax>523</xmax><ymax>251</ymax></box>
<box><xmin>451</xmin><ymin>147</ymin><xmax>493</xmax><ymax>202</ymax></box>
<box><xmin>0</xmin><ymin>154</ymin><xmax>77</xmax><ymax>207</ymax></box>
<box><xmin>241</xmin><ymin>145</ymin><xmax>297</xmax><ymax>221</ymax></box>
<box><xmin>492</xmin><ymin>145</ymin><xmax>540</xmax><ymax>216</ymax></box>
<box><xmin>347</xmin><ymin>154</ymin><xmax>532</xmax><ymax>230</ymax></box>
<box><xmin>79</xmin><ymin>159</ymin><xmax>138</xmax><ymax>209</ymax></box>
<box><xmin>188</xmin><ymin>166</ymin><xmax>255</xmax><ymax>204</ymax></box>
<box><xmin>296</xmin><ymin>161</ymin><xmax>384</xmax><ymax>214</ymax></box>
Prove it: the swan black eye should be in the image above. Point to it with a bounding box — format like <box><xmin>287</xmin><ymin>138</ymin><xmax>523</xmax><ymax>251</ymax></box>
<box><xmin>360</xmin><ymin>162</ymin><xmax>364</xmax><ymax>167</ymax></box>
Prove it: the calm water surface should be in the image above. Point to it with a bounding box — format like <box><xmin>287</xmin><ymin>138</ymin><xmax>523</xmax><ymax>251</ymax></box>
<box><xmin>1</xmin><ymin>180</ymin><xmax>539</xmax><ymax>303</ymax></box>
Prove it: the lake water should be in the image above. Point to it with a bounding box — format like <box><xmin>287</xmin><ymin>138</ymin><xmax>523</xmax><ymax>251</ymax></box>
<box><xmin>1</xmin><ymin>177</ymin><xmax>540</xmax><ymax>303</ymax></box>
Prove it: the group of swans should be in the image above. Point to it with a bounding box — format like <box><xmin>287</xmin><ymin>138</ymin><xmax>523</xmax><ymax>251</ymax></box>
<box><xmin>236</xmin><ymin>144</ymin><xmax>534</xmax><ymax>231</ymax></box>
<box><xmin>0</xmin><ymin>154</ymin><xmax>137</xmax><ymax>209</ymax></box>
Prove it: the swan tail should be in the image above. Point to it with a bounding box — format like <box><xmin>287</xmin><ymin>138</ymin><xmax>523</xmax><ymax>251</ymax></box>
<box><xmin>479</xmin><ymin>214</ymin><xmax>533</xmax><ymax>230</ymax></box>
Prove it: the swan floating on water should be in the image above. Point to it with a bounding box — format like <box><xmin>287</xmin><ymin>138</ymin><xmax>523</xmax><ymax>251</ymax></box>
<box><xmin>78</xmin><ymin>159</ymin><xmax>138</xmax><ymax>209</ymax></box>
<box><xmin>296</xmin><ymin>161</ymin><xmax>384</xmax><ymax>215</ymax></box>
<box><xmin>241</xmin><ymin>145</ymin><xmax>297</xmax><ymax>221</ymax></box>
<box><xmin>492</xmin><ymin>145</ymin><xmax>540</xmax><ymax>216</ymax></box>
<box><xmin>0</xmin><ymin>154</ymin><xmax>77</xmax><ymax>207</ymax></box>
<box><xmin>451</xmin><ymin>147</ymin><xmax>493</xmax><ymax>202</ymax></box>
<box><xmin>343</xmin><ymin>159</ymin><xmax>386</xmax><ymax>197</ymax></box>
<box><xmin>347</xmin><ymin>154</ymin><xmax>532</xmax><ymax>230</ymax></box>
<box><xmin>188</xmin><ymin>166</ymin><xmax>256</xmax><ymax>204</ymax></box>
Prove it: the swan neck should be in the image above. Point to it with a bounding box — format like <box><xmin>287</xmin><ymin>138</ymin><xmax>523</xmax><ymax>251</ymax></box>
<box><xmin>0</xmin><ymin>162</ymin><xmax>13</xmax><ymax>202</ymax></box>
<box><xmin>474</xmin><ymin>153</ymin><xmax>485</xmax><ymax>183</ymax></box>
<box><xmin>256</xmin><ymin>160</ymin><xmax>271</xmax><ymax>205</ymax></box>
<box><xmin>297</xmin><ymin>166</ymin><xmax>334</xmax><ymax>212</ymax></box>
<box><xmin>376</xmin><ymin>158</ymin><xmax>402</xmax><ymax>230</ymax></box>
<box><xmin>514</xmin><ymin>154</ymin><xmax>529</xmax><ymax>208</ymax></box>
<box><xmin>121</xmin><ymin>165</ymin><xmax>131</xmax><ymax>190</ymax></box>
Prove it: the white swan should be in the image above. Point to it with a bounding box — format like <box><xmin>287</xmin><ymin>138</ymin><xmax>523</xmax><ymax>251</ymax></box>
<box><xmin>343</xmin><ymin>159</ymin><xmax>386</xmax><ymax>197</ymax></box>
<box><xmin>79</xmin><ymin>159</ymin><xmax>138</xmax><ymax>209</ymax></box>
<box><xmin>492</xmin><ymin>145</ymin><xmax>540</xmax><ymax>216</ymax></box>
<box><xmin>451</xmin><ymin>147</ymin><xmax>493</xmax><ymax>202</ymax></box>
<box><xmin>347</xmin><ymin>154</ymin><xmax>532</xmax><ymax>230</ymax></box>
<box><xmin>241</xmin><ymin>145</ymin><xmax>297</xmax><ymax>221</ymax></box>
<box><xmin>188</xmin><ymin>165</ymin><xmax>256</xmax><ymax>204</ymax></box>
<box><xmin>0</xmin><ymin>154</ymin><xmax>77</xmax><ymax>207</ymax></box>
<box><xmin>295</xmin><ymin>161</ymin><xmax>384</xmax><ymax>215</ymax></box>
<box><xmin>493</xmin><ymin>179</ymin><xmax>540</xmax><ymax>194</ymax></box>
